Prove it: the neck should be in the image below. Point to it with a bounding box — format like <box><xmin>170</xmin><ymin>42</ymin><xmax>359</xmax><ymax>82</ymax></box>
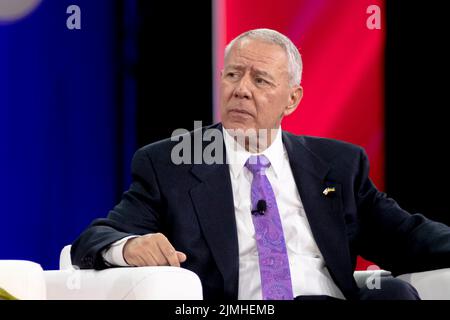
<box><xmin>224</xmin><ymin>127</ymin><xmax>279</xmax><ymax>153</ymax></box>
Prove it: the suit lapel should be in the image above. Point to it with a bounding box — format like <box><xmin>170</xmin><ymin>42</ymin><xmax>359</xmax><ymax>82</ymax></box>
<box><xmin>282</xmin><ymin>132</ymin><xmax>357</xmax><ymax>296</ymax></box>
<box><xmin>189</xmin><ymin>125</ymin><xmax>239</xmax><ymax>299</ymax></box>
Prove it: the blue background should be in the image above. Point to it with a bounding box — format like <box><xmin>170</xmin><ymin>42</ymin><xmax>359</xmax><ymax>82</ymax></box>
<box><xmin>0</xmin><ymin>0</ymin><xmax>136</xmax><ymax>269</ymax></box>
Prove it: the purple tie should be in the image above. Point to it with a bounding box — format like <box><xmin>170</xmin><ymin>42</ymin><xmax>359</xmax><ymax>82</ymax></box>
<box><xmin>245</xmin><ymin>155</ymin><xmax>293</xmax><ymax>300</ymax></box>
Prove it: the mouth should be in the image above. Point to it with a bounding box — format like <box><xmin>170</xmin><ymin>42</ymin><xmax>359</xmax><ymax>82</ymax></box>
<box><xmin>228</xmin><ymin>108</ymin><xmax>254</xmax><ymax>118</ymax></box>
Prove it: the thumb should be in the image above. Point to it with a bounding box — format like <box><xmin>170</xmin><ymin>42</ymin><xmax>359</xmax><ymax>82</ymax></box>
<box><xmin>176</xmin><ymin>251</ymin><xmax>187</xmax><ymax>263</ymax></box>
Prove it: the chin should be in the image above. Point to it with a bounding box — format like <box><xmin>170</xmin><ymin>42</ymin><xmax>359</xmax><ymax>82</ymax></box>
<box><xmin>222</xmin><ymin>120</ymin><xmax>253</xmax><ymax>132</ymax></box>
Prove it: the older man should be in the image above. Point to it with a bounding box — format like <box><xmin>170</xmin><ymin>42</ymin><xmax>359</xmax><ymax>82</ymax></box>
<box><xmin>71</xmin><ymin>29</ymin><xmax>450</xmax><ymax>300</ymax></box>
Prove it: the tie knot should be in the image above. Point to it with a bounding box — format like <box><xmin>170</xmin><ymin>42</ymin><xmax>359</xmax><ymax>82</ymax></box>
<box><xmin>245</xmin><ymin>155</ymin><xmax>271</xmax><ymax>175</ymax></box>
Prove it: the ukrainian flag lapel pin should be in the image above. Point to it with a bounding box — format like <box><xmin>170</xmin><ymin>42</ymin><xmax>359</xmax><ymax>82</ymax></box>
<box><xmin>323</xmin><ymin>186</ymin><xmax>336</xmax><ymax>196</ymax></box>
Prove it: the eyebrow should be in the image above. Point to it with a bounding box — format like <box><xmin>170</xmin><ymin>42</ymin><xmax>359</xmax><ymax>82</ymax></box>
<box><xmin>225</xmin><ymin>64</ymin><xmax>276</xmax><ymax>81</ymax></box>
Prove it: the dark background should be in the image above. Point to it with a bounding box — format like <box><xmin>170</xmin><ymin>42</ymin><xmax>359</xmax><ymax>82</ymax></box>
<box><xmin>385</xmin><ymin>1</ymin><xmax>450</xmax><ymax>226</ymax></box>
<box><xmin>135</xmin><ymin>1</ymin><xmax>213</xmax><ymax>147</ymax></box>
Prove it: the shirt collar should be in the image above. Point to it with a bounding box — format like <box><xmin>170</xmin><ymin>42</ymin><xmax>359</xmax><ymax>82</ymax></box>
<box><xmin>223</xmin><ymin>127</ymin><xmax>285</xmax><ymax>179</ymax></box>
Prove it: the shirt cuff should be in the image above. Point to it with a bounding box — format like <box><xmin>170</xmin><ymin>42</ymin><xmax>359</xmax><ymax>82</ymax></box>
<box><xmin>101</xmin><ymin>235</ymin><xmax>140</xmax><ymax>267</ymax></box>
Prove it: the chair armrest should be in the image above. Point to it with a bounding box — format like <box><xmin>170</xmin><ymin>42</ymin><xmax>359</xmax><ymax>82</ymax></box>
<box><xmin>353</xmin><ymin>270</ymin><xmax>392</xmax><ymax>288</ymax></box>
<box><xmin>397</xmin><ymin>268</ymin><xmax>450</xmax><ymax>300</ymax></box>
<box><xmin>44</xmin><ymin>266</ymin><xmax>203</xmax><ymax>300</ymax></box>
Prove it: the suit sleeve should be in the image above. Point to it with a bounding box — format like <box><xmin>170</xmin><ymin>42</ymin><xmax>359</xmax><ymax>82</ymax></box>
<box><xmin>355</xmin><ymin>148</ymin><xmax>450</xmax><ymax>275</ymax></box>
<box><xmin>71</xmin><ymin>147</ymin><xmax>163</xmax><ymax>269</ymax></box>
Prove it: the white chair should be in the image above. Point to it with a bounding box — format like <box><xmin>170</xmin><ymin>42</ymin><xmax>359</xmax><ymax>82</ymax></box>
<box><xmin>0</xmin><ymin>260</ymin><xmax>46</xmax><ymax>300</ymax></box>
<box><xmin>397</xmin><ymin>268</ymin><xmax>450</xmax><ymax>300</ymax></box>
<box><xmin>43</xmin><ymin>245</ymin><xmax>203</xmax><ymax>300</ymax></box>
<box><xmin>54</xmin><ymin>245</ymin><xmax>450</xmax><ymax>300</ymax></box>
<box><xmin>2</xmin><ymin>247</ymin><xmax>450</xmax><ymax>300</ymax></box>
<box><xmin>354</xmin><ymin>268</ymin><xmax>450</xmax><ymax>299</ymax></box>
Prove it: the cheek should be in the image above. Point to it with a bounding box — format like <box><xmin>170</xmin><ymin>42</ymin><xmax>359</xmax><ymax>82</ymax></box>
<box><xmin>220</xmin><ymin>83</ymin><xmax>234</xmax><ymax>117</ymax></box>
<box><xmin>271</xmin><ymin>91</ymin><xmax>290</xmax><ymax>110</ymax></box>
<box><xmin>255</xmin><ymin>93</ymin><xmax>287</xmax><ymax>121</ymax></box>
<box><xmin>220</xmin><ymin>82</ymin><xmax>233</xmax><ymax>100</ymax></box>
<box><xmin>254</xmin><ymin>93</ymin><xmax>277</xmax><ymax>112</ymax></box>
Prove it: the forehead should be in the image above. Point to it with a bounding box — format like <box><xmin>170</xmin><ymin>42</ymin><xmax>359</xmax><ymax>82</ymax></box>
<box><xmin>224</xmin><ymin>39</ymin><xmax>288</xmax><ymax>73</ymax></box>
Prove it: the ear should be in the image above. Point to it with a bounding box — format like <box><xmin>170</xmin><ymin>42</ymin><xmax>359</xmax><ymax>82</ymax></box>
<box><xmin>284</xmin><ymin>86</ymin><xmax>303</xmax><ymax>116</ymax></box>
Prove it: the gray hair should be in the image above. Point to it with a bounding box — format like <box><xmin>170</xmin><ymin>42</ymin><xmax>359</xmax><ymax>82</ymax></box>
<box><xmin>224</xmin><ymin>28</ymin><xmax>303</xmax><ymax>86</ymax></box>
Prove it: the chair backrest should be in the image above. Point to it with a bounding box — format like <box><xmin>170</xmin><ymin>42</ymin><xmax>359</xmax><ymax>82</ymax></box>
<box><xmin>59</xmin><ymin>245</ymin><xmax>73</xmax><ymax>270</ymax></box>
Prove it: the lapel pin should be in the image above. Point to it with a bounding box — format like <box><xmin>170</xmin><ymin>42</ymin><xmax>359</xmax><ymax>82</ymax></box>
<box><xmin>323</xmin><ymin>187</ymin><xmax>336</xmax><ymax>196</ymax></box>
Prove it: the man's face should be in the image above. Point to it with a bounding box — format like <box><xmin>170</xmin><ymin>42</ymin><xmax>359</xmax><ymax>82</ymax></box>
<box><xmin>220</xmin><ymin>39</ymin><xmax>302</xmax><ymax>133</ymax></box>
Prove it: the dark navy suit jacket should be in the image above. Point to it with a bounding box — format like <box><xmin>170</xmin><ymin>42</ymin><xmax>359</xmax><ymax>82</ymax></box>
<box><xmin>71</xmin><ymin>123</ymin><xmax>450</xmax><ymax>300</ymax></box>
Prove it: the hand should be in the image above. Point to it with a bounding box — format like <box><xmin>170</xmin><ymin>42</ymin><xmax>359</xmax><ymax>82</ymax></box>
<box><xmin>123</xmin><ymin>233</ymin><xmax>187</xmax><ymax>267</ymax></box>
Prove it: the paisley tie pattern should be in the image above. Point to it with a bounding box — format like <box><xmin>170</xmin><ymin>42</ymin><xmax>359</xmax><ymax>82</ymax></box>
<box><xmin>245</xmin><ymin>155</ymin><xmax>293</xmax><ymax>300</ymax></box>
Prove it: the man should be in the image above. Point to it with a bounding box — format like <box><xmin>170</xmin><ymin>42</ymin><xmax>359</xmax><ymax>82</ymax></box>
<box><xmin>71</xmin><ymin>29</ymin><xmax>450</xmax><ymax>300</ymax></box>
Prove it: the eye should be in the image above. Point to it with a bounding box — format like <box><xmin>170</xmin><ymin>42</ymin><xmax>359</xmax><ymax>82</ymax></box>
<box><xmin>255</xmin><ymin>77</ymin><xmax>269</xmax><ymax>86</ymax></box>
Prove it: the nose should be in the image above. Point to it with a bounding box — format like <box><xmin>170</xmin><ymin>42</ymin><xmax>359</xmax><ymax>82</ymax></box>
<box><xmin>233</xmin><ymin>75</ymin><xmax>252</xmax><ymax>100</ymax></box>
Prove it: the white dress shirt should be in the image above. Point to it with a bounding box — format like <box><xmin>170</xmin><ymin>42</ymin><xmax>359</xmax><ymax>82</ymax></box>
<box><xmin>223</xmin><ymin>127</ymin><xmax>344</xmax><ymax>300</ymax></box>
<box><xmin>102</xmin><ymin>235</ymin><xmax>137</xmax><ymax>266</ymax></box>
<box><xmin>103</xmin><ymin>127</ymin><xmax>345</xmax><ymax>300</ymax></box>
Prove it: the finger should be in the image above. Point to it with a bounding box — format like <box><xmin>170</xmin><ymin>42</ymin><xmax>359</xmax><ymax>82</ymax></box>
<box><xmin>128</xmin><ymin>253</ymin><xmax>146</xmax><ymax>267</ymax></box>
<box><xmin>144</xmin><ymin>241</ymin><xmax>168</xmax><ymax>266</ymax></box>
<box><xmin>141</xmin><ymin>250</ymin><xmax>158</xmax><ymax>266</ymax></box>
<box><xmin>176</xmin><ymin>251</ymin><xmax>187</xmax><ymax>263</ymax></box>
<box><xmin>156</xmin><ymin>238</ymin><xmax>180</xmax><ymax>267</ymax></box>
<box><xmin>125</xmin><ymin>237</ymin><xmax>159</xmax><ymax>266</ymax></box>
<box><xmin>135</xmin><ymin>255</ymin><xmax>150</xmax><ymax>267</ymax></box>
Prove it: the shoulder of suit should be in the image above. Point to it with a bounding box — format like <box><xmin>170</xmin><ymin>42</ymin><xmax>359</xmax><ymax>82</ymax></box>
<box><xmin>136</xmin><ymin>123</ymin><xmax>221</xmax><ymax>158</ymax></box>
<box><xmin>282</xmin><ymin>131</ymin><xmax>365</xmax><ymax>158</ymax></box>
<box><xmin>136</xmin><ymin>126</ymin><xmax>366</xmax><ymax>163</ymax></box>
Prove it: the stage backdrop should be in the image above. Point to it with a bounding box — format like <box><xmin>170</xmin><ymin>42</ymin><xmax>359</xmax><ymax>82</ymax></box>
<box><xmin>0</xmin><ymin>0</ymin><xmax>136</xmax><ymax>270</ymax></box>
<box><xmin>213</xmin><ymin>0</ymin><xmax>385</xmax><ymax>269</ymax></box>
